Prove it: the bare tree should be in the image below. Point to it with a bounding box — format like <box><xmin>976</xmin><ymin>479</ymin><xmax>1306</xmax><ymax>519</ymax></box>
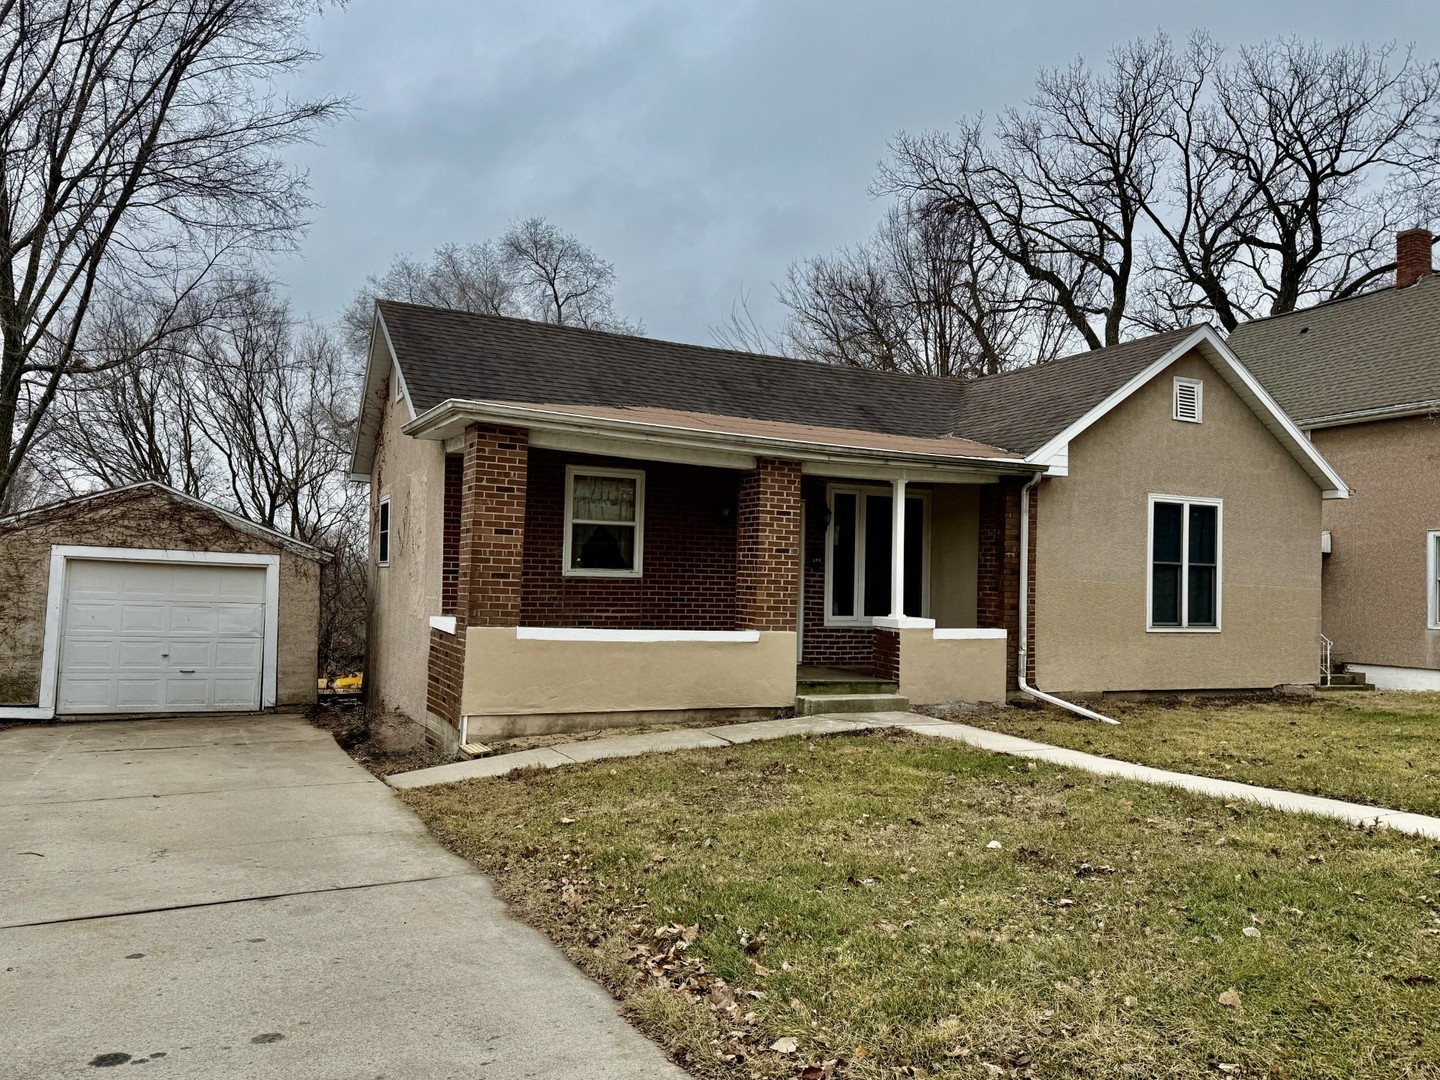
<box><xmin>341</xmin><ymin>216</ymin><xmax>642</xmax><ymax>358</ymax></box>
<box><xmin>881</xmin><ymin>34</ymin><xmax>1440</xmax><ymax>352</ymax></box>
<box><xmin>0</xmin><ymin>0</ymin><xmax>347</xmax><ymax>510</ymax></box>
<box><xmin>771</xmin><ymin>204</ymin><xmax>1077</xmax><ymax>377</ymax></box>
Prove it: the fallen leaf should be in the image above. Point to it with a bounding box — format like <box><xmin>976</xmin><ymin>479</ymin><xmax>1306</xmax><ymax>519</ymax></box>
<box><xmin>770</xmin><ymin>1037</ymin><xmax>798</xmax><ymax>1054</ymax></box>
<box><xmin>1123</xmin><ymin>995</ymin><xmax>1138</xmax><ymax>1007</ymax></box>
<box><xmin>559</xmin><ymin>817</ymin><xmax>576</xmax><ymax>825</ymax></box>
<box><xmin>1217</xmin><ymin>987</ymin><xmax>1242</xmax><ymax>1008</ymax></box>
<box><xmin>986</xmin><ymin>840</ymin><xmax>1004</xmax><ymax>850</ymax></box>
<box><xmin>1242</xmin><ymin>926</ymin><xmax>1261</xmax><ymax>939</ymax></box>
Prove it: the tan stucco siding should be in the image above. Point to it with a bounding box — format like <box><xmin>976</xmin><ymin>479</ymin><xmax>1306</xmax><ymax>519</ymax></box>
<box><xmin>0</xmin><ymin>491</ymin><xmax>318</xmax><ymax>708</ymax></box>
<box><xmin>1312</xmin><ymin>418</ymin><xmax>1440</xmax><ymax>671</ymax></box>
<box><xmin>461</xmin><ymin>628</ymin><xmax>796</xmax><ymax>715</ymax></box>
<box><xmin>367</xmin><ymin>376</ymin><xmax>447</xmax><ymax>724</ymax></box>
<box><xmin>895</xmin><ymin>630</ymin><xmax>1006</xmax><ymax>704</ymax></box>
<box><xmin>1034</xmin><ymin>350</ymin><xmax>1323</xmax><ymax>692</ymax></box>
<box><xmin>929</xmin><ymin>484</ymin><xmax>980</xmax><ymax>627</ymax></box>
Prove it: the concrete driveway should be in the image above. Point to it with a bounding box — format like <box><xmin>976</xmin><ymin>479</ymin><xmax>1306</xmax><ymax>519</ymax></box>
<box><xmin>0</xmin><ymin>713</ymin><xmax>687</xmax><ymax>1079</ymax></box>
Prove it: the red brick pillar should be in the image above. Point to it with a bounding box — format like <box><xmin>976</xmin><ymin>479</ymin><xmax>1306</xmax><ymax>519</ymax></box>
<box><xmin>735</xmin><ymin>458</ymin><xmax>802</xmax><ymax>631</ymax></box>
<box><xmin>977</xmin><ymin>478</ymin><xmax>1034</xmax><ymax>691</ymax></box>
<box><xmin>427</xmin><ymin>422</ymin><xmax>529</xmax><ymax>727</ymax></box>
<box><xmin>459</xmin><ymin>423</ymin><xmax>528</xmax><ymax>627</ymax></box>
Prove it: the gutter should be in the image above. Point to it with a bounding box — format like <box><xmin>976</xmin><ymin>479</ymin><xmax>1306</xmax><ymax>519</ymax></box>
<box><xmin>403</xmin><ymin>399</ymin><xmax>1041</xmax><ymax>478</ymax></box>
<box><xmin>1016</xmin><ymin>473</ymin><xmax>1119</xmax><ymax>725</ymax></box>
<box><xmin>1297</xmin><ymin>398</ymin><xmax>1440</xmax><ymax>431</ymax></box>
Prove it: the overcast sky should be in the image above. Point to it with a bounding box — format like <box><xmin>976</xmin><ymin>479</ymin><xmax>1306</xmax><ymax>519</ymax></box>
<box><xmin>272</xmin><ymin>0</ymin><xmax>1440</xmax><ymax>346</ymax></box>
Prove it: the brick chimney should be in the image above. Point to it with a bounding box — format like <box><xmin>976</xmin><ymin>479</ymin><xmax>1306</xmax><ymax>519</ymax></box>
<box><xmin>1396</xmin><ymin>228</ymin><xmax>1434</xmax><ymax>288</ymax></box>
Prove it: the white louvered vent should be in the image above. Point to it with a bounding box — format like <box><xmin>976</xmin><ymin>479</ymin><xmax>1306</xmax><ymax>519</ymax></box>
<box><xmin>1173</xmin><ymin>377</ymin><xmax>1203</xmax><ymax>423</ymax></box>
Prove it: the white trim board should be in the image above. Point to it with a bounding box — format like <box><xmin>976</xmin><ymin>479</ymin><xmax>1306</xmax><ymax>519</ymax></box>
<box><xmin>514</xmin><ymin>627</ymin><xmax>762</xmax><ymax>643</ymax></box>
<box><xmin>1027</xmin><ymin>326</ymin><xmax>1349</xmax><ymax>499</ymax></box>
<box><xmin>0</xmin><ymin>546</ymin><xmax>282</xmax><ymax>720</ymax></box>
<box><xmin>932</xmin><ymin>628</ymin><xmax>1007</xmax><ymax>640</ymax></box>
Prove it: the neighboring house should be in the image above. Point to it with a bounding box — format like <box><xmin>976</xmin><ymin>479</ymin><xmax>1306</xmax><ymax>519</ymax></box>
<box><xmin>0</xmin><ymin>482</ymin><xmax>323</xmax><ymax>720</ymax></box>
<box><xmin>1229</xmin><ymin>229</ymin><xmax>1440</xmax><ymax>690</ymax></box>
<box><xmin>353</xmin><ymin>302</ymin><xmax>1346</xmax><ymax>750</ymax></box>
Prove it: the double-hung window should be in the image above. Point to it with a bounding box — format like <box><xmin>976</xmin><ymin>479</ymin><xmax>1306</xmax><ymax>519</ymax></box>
<box><xmin>564</xmin><ymin>466</ymin><xmax>644</xmax><ymax>577</ymax></box>
<box><xmin>1428</xmin><ymin>531</ymin><xmax>1440</xmax><ymax>630</ymax></box>
<box><xmin>1148</xmin><ymin>495</ymin><xmax>1220</xmax><ymax>631</ymax></box>
<box><xmin>826</xmin><ymin>486</ymin><xmax>928</xmax><ymax>625</ymax></box>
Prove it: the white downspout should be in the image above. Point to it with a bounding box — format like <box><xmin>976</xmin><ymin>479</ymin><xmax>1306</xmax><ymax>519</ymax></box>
<box><xmin>1017</xmin><ymin>473</ymin><xmax>1119</xmax><ymax>725</ymax></box>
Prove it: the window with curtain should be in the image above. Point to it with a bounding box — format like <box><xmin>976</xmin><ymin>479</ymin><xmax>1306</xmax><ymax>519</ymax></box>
<box><xmin>564</xmin><ymin>467</ymin><xmax>644</xmax><ymax>576</ymax></box>
<box><xmin>1150</xmin><ymin>497</ymin><xmax>1220</xmax><ymax>629</ymax></box>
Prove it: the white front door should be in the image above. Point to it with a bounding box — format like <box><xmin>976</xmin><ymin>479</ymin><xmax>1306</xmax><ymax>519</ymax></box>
<box><xmin>57</xmin><ymin>560</ymin><xmax>266</xmax><ymax>713</ymax></box>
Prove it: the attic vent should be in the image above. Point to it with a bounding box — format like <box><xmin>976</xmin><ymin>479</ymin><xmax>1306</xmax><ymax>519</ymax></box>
<box><xmin>1173</xmin><ymin>377</ymin><xmax>1203</xmax><ymax>423</ymax></box>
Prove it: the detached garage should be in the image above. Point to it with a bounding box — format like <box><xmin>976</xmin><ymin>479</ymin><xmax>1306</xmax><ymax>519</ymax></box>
<box><xmin>0</xmin><ymin>483</ymin><xmax>322</xmax><ymax>719</ymax></box>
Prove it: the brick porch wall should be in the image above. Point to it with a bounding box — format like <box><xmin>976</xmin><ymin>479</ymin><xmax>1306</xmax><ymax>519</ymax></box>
<box><xmin>426</xmin><ymin>423</ymin><xmax>529</xmax><ymax>726</ymax></box>
<box><xmin>736</xmin><ymin>458</ymin><xmax>802</xmax><ymax>632</ymax></box>
<box><xmin>521</xmin><ymin>450</ymin><xmax>739</xmax><ymax>628</ymax></box>
<box><xmin>440</xmin><ymin>454</ymin><xmax>463</xmax><ymax>616</ymax></box>
<box><xmin>976</xmin><ymin>477</ymin><xmax>1035</xmax><ymax>691</ymax></box>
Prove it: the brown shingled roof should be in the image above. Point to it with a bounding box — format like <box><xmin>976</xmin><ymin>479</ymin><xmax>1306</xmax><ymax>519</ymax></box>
<box><xmin>1227</xmin><ymin>274</ymin><xmax>1440</xmax><ymax>425</ymax></box>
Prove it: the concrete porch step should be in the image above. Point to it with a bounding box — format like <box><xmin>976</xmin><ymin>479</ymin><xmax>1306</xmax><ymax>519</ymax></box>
<box><xmin>795</xmin><ymin>693</ymin><xmax>910</xmax><ymax>716</ymax></box>
<box><xmin>795</xmin><ymin>678</ymin><xmax>900</xmax><ymax>696</ymax></box>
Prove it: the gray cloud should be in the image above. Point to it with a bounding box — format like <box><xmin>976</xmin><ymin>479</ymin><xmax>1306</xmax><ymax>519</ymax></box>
<box><xmin>273</xmin><ymin>0</ymin><xmax>1440</xmax><ymax>344</ymax></box>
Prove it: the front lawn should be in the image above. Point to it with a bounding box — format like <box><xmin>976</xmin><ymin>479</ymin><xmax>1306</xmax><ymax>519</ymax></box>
<box><xmin>944</xmin><ymin>691</ymin><xmax>1440</xmax><ymax>817</ymax></box>
<box><xmin>403</xmin><ymin>732</ymin><xmax>1440</xmax><ymax>1079</ymax></box>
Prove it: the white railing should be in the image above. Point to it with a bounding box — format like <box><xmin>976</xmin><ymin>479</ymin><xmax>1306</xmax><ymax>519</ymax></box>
<box><xmin>1320</xmin><ymin>634</ymin><xmax>1333</xmax><ymax>687</ymax></box>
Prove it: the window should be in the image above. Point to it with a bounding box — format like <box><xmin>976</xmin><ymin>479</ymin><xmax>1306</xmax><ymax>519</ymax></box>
<box><xmin>1429</xmin><ymin>531</ymin><xmax>1440</xmax><ymax>630</ymax></box>
<box><xmin>1148</xmin><ymin>495</ymin><xmax>1221</xmax><ymax>631</ymax></box>
<box><xmin>377</xmin><ymin>497</ymin><xmax>391</xmax><ymax>567</ymax></box>
<box><xmin>1173</xmin><ymin>377</ymin><xmax>1203</xmax><ymax>423</ymax></box>
<box><xmin>826</xmin><ymin>486</ymin><xmax>928</xmax><ymax>625</ymax></box>
<box><xmin>563</xmin><ymin>467</ymin><xmax>644</xmax><ymax>577</ymax></box>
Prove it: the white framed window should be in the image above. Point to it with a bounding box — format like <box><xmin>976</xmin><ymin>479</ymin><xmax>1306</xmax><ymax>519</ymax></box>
<box><xmin>377</xmin><ymin>497</ymin><xmax>391</xmax><ymax>567</ymax></box>
<box><xmin>1428</xmin><ymin>531</ymin><xmax>1440</xmax><ymax>630</ymax></box>
<box><xmin>1173</xmin><ymin>376</ymin><xmax>1204</xmax><ymax>423</ymax></box>
<box><xmin>393</xmin><ymin>369</ymin><xmax>404</xmax><ymax>402</ymax></box>
<box><xmin>824</xmin><ymin>485</ymin><xmax>929</xmax><ymax>627</ymax></box>
<box><xmin>1147</xmin><ymin>494</ymin><xmax>1221</xmax><ymax>632</ymax></box>
<box><xmin>563</xmin><ymin>466</ymin><xmax>644</xmax><ymax>577</ymax></box>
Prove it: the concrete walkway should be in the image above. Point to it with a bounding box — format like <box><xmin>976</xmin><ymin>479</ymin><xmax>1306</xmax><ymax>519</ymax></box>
<box><xmin>0</xmin><ymin>714</ymin><xmax>687</xmax><ymax>1079</ymax></box>
<box><xmin>389</xmin><ymin>712</ymin><xmax>1440</xmax><ymax>841</ymax></box>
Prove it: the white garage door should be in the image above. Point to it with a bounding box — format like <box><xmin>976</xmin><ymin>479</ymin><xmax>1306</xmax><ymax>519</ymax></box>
<box><xmin>57</xmin><ymin>560</ymin><xmax>266</xmax><ymax>714</ymax></box>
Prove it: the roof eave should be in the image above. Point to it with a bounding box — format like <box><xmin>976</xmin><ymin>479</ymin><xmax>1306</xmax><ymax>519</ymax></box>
<box><xmin>403</xmin><ymin>399</ymin><xmax>1043</xmax><ymax>478</ymax></box>
<box><xmin>1298</xmin><ymin>398</ymin><xmax>1440</xmax><ymax>430</ymax></box>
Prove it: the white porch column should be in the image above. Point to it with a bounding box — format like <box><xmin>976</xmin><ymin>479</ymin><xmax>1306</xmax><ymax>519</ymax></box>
<box><xmin>889</xmin><ymin>476</ymin><xmax>906</xmax><ymax>620</ymax></box>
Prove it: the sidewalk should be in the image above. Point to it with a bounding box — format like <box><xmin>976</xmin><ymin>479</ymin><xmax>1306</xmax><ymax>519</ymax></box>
<box><xmin>386</xmin><ymin>712</ymin><xmax>1440</xmax><ymax>841</ymax></box>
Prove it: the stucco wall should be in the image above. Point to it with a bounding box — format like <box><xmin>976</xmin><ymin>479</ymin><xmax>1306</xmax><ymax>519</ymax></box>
<box><xmin>1034</xmin><ymin>350</ymin><xmax>1323</xmax><ymax>692</ymax></box>
<box><xmin>930</xmin><ymin>484</ymin><xmax>980</xmax><ymax>628</ymax></box>
<box><xmin>0</xmin><ymin>488</ymin><xmax>319</xmax><ymax>708</ymax></box>
<box><xmin>462</xmin><ymin>628</ymin><xmax>796</xmax><ymax>716</ymax></box>
<box><xmin>367</xmin><ymin>375</ymin><xmax>448</xmax><ymax>725</ymax></box>
<box><xmin>894</xmin><ymin>629</ymin><xmax>1006</xmax><ymax>704</ymax></box>
<box><xmin>1311</xmin><ymin>417</ymin><xmax>1440</xmax><ymax>671</ymax></box>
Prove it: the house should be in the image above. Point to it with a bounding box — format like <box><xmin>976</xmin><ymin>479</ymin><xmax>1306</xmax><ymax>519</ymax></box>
<box><xmin>351</xmin><ymin>302</ymin><xmax>1347</xmax><ymax>749</ymax></box>
<box><xmin>0</xmin><ymin>482</ymin><xmax>323</xmax><ymax>720</ymax></box>
<box><xmin>1228</xmin><ymin>229</ymin><xmax>1440</xmax><ymax>690</ymax></box>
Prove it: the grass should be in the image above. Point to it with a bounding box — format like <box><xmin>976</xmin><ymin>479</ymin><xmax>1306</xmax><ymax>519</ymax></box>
<box><xmin>403</xmin><ymin>731</ymin><xmax>1440</xmax><ymax>1079</ymax></box>
<box><xmin>940</xmin><ymin>692</ymin><xmax>1440</xmax><ymax>817</ymax></box>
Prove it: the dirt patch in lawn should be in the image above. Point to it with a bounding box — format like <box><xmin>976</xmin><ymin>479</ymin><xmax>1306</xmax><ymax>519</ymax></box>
<box><xmin>306</xmin><ymin>702</ymin><xmax>454</xmax><ymax>777</ymax></box>
<box><xmin>403</xmin><ymin>730</ymin><xmax>1440</xmax><ymax>1079</ymax></box>
<box><xmin>933</xmin><ymin>691</ymin><xmax>1440</xmax><ymax>816</ymax></box>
